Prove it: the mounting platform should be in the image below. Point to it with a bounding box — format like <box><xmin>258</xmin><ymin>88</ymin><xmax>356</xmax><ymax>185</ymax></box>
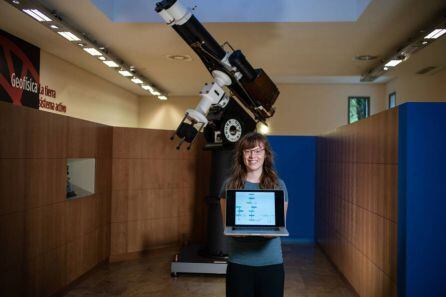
<box><xmin>171</xmin><ymin>244</ymin><xmax>227</xmax><ymax>277</ymax></box>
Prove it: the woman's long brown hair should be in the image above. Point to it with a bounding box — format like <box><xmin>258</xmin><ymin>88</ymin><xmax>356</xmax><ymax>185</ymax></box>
<box><xmin>226</xmin><ymin>132</ymin><xmax>279</xmax><ymax>190</ymax></box>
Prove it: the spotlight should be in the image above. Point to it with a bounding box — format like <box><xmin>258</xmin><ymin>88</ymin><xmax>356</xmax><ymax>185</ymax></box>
<box><xmin>103</xmin><ymin>60</ymin><xmax>119</xmax><ymax>68</ymax></box>
<box><xmin>83</xmin><ymin>48</ymin><xmax>102</xmax><ymax>56</ymax></box>
<box><xmin>22</xmin><ymin>9</ymin><xmax>52</xmax><ymax>22</ymax></box>
<box><xmin>131</xmin><ymin>77</ymin><xmax>143</xmax><ymax>84</ymax></box>
<box><xmin>58</xmin><ymin>31</ymin><xmax>81</xmax><ymax>41</ymax></box>
<box><xmin>119</xmin><ymin>70</ymin><xmax>132</xmax><ymax>77</ymax></box>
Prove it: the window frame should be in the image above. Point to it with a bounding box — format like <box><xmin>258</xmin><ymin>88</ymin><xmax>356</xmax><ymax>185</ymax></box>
<box><xmin>388</xmin><ymin>92</ymin><xmax>396</xmax><ymax>109</ymax></box>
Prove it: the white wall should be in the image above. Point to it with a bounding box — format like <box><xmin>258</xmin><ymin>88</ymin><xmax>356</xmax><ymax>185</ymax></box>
<box><xmin>269</xmin><ymin>83</ymin><xmax>386</xmax><ymax>135</ymax></box>
<box><xmin>385</xmin><ymin>68</ymin><xmax>446</xmax><ymax>105</ymax></box>
<box><xmin>39</xmin><ymin>49</ymin><xmax>446</xmax><ymax>135</ymax></box>
<box><xmin>67</xmin><ymin>158</ymin><xmax>95</xmax><ymax>195</ymax></box>
<box><xmin>40</xmin><ymin>51</ymin><xmax>139</xmax><ymax>127</ymax></box>
<box><xmin>138</xmin><ymin>95</ymin><xmax>198</xmax><ymax>130</ymax></box>
<box><xmin>138</xmin><ymin>84</ymin><xmax>387</xmax><ymax>135</ymax></box>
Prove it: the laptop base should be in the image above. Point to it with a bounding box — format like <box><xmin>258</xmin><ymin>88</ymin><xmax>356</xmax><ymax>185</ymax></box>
<box><xmin>224</xmin><ymin>227</ymin><xmax>289</xmax><ymax>237</ymax></box>
<box><xmin>171</xmin><ymin>244</ymin><xmax>227</xmax><ymax>277</ymax></box>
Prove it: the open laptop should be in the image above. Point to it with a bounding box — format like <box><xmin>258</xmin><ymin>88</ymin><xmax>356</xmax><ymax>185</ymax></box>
<box><xmin>224</xmin><ymin>189</ymin><xmax>289</xmax><ymax>237</ymax></box>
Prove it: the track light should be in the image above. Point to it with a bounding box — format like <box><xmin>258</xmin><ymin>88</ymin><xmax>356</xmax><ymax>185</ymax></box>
<box><xmin>142</xmin><ymin>85</ymin><xmax>152</xmax><ymax>90</ymax></box>
<box><xmin>384</xmin><ymin>59</ymin><xmax>403</xmax><ymax>67</ymax></box>
<box><xmin>83</xmin><ymin>48</ymin><xmax>102</xmax><ymax>56</ymax></box>
<box><xmin>10</xmin><ymin>0</ymin><xmax>167</xmax><ymax>99</ymax></box>
<box><xmin>22</xmin><ymin>9</ymin><xmax>51</xmax><ymax>22</ymax></box>
<box><xmin>119</xmin><ymin>70</ymin><xmax>133</xmax><ymax>77</ymax></box>
<box><xmin>131</xmin><ymin>77</ymin><xmax>143</xmax><ymax>84</ymax></box>
<box><xmin>58</xmin><ymin>31</ymin><xmax>81</xmax><ymax>41</ymax></box>
<box><xmin>103</xmin><ymin>60</ymin><xmax>119</xmax><ymax>68</ymax></box>
<box><xmin>361</xmin><ymin>14</ymin><xmax>446</xmax><ymax>82</ymax></box>
<box><xmin>424</xmin><ymin>28</ymin><xmax>446</xmax><ymax>39</ymax></box>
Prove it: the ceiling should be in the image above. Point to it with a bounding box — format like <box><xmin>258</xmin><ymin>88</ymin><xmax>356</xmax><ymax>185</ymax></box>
<box><xmin>91</xmin><ymin>0</ymin><xmax>373</xmax><ymax>23</ymax></box>
<box><xmin>0</xmin><ymin>0</ymin><xmax>445</xmax><ymax>97</ymax></box>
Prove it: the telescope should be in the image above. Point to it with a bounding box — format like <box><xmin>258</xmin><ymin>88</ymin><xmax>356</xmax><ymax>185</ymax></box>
<box><xmin>156</xmin><ymin>0</ymin><xmax>279</xmax><ymax>149</ymax></box>
<box><xmin>155</xmin><ymin>0</ymin><xmax>280</xmax><ymax>276</ymax></box>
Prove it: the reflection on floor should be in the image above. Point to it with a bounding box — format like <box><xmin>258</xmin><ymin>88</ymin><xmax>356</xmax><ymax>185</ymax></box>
<box><xmin>63</xmin><ymin>244</ymin><xmax>358</xmax><ymax>297</ymax></box>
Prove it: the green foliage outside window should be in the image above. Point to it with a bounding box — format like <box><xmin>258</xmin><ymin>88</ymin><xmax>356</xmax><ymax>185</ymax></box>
<box><xmin>348</xmin><ymin>97</ymin><xmax>370</xmax><ymax>124</ymax></box>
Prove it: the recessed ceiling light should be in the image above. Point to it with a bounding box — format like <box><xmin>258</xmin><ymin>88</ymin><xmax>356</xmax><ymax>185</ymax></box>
<box><xmin>83</xmin><ymin>47</ymin><xmax>102</xmax><ymax>56</ymax></box>
<box><xmin>12</xmin><ymin>0</ymin><xmax>20</xmax><ymax>4</ymax></box>
<box><xmin>118</xmin><ymin>70</ymin><xmax>132</xmax><ymax>77</ymax></box>
<box><xmin>103</xmin><ymin>60</ymin><xmax>119</xmax><ymax>68</ymax></box>
<box><xmin>383</xmin><ymin>67</ymin><xmax>389</xmax><ymax>71</ymax></box>
<box><xmin>354</xmin><ymin>55</ymin><xmax>377</xmax><ymax>61</ymax></box>
<box><xmin>77</xmin><ymin>43</ymin><xmax>85</xmax><ymax>47</ymax></box>
<box><xmin>166</xmin><ymin>54</ymin><xmax>192</xmax><ymax>61</ymax></box>
<box><xmin>424</xmin><ymin>29</ymin><xmax>446</xmax><ymax>39</ymax></box>
<box><xmin>151</xmin><ymin>90</ymin><xmax>161</xmax><ymax>96</ymax></box>
<box><xmin>57</xmin><ymin>31</ymin><xmax>81</xmax><ymax>41</ymax></box>
<box><xmin>158</xmin><ymin>95</ymin><xmax>168</xmax><ymax>100</ymax></box>
<box><xmin>385</xmin><ymin>59</ymin><xmax>403</xmax><ymax>67</ymax></box>
<box><xmin>50</xmin><ymin>24</ymin><xmax>59</xmax><ymax>29</ymax></box>
<box><xmin>23</xmin><ymin>9</ymin><xmax>52</xmax><ymax>22</ymax></box>
<box><xmin>131</xmin><ymin>77</ymin><xmax>143</xmax><ymax>84</ymax></box>
<box><xmin>98</xmin><ymin>56</ymin><xmax>106</xmax><ymax>61</ymax></box>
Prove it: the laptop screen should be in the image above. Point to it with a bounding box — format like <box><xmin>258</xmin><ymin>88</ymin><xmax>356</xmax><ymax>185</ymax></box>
<box><xmin>235</xmin><ymin>191</ymin><xmax>275</xmax><ymax>225</ymax></box>
<box><xmin>226</xmin><ymin>189</ymin><xmax>285</xmax><ymax>227</ymax></box>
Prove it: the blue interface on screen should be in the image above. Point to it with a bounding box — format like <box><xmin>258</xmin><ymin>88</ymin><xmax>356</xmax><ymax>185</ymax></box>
<box><xmin>235</xmin><ymin>192</ymin><xmax>275</xmax><ymax>225</ymax></box>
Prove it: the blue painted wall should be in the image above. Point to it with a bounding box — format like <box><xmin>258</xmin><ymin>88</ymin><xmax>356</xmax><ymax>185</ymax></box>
<box><xmin>268</xmin><ymin>136</ymin><xmax>316</xmax><ymax>243</ymax></box>
<box><xmin>398</xmin><ymin>103</ymin><xmax>446</xmax><ymax>297</ymax></box>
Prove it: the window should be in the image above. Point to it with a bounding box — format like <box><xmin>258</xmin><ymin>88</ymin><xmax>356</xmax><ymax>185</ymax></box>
<box><xmin>348</xmin><ymin>96</ymin><xmax>370</xmax><ymax>124</ymax></box>
<box><xmin>389</xmin><ymin>92</ymin><xmax>396</xmax><ymax>109</ymax></box>
<box><xmin>66</xmin><ymin>158</ymin><xmax>95</xmax><ymax>199</ymax></box>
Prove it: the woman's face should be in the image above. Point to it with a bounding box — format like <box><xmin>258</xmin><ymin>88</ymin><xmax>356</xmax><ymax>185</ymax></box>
<box><xmin>242</xmin><ymin>142</ymin><xmax>266</xmax><ymax>173</ymax></box>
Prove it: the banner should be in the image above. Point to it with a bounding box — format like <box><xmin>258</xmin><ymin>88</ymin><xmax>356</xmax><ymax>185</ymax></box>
<box><xmin>0</xmin><ymin>29</ymin><xmax>40</xmax><ymax>109</ymax></box>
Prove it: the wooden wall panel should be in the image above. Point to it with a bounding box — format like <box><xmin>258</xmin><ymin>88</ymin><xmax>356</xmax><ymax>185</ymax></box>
<box><xmin>24</xmin><ymin>159</ymin><xmax>66</xmax><ymax>209</ymax></box>
<box><xmin>110</xmin><ymin>127</ymin><xmax>211</xmax><ymax>260</ymax></box>
<box><xmin>0</xmin><ymin>102</ymin><xmax>112</xmax><ymax>297</ymax></box>
<box><xmin>0</xmin><ymin>102</ymin><xmax>209</xmax><ymax>294</ymax></box>
<box><xmin>25</xmin><ymin>109</ymin><xmax>67</xmax><ymax>159</ymax></box>
<box><xmin>316</xmin><ymin>108</ymin><xmax>398</xmax><ymax>297</ymax></box>
<box><xmin>0</xmin><ymin>158</ymin><xmax>25</xmax><ymax>215</ymax></box>
<box><xmin>0</xmin><ymin>103</ymin><xmax>27</xmax><ymax>158</ymax></box>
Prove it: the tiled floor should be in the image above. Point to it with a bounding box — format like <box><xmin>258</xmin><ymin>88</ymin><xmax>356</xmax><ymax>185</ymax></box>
<box><xmin>63</xmin><ymin>244</ymin><xmax>357</xmax><ymax>297</ymax></box>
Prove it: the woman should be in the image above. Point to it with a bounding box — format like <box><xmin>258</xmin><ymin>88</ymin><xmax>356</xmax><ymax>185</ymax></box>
<box><xmin>220</xmin><ymin>132</ymin><xmax>288</xmax><ymax>297</ymax></box>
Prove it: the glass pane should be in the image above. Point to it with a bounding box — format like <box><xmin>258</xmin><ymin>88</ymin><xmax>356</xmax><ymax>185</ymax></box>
<box><xmin>349</xmin><ymin>97</ymin><xmax>369</xmax><ymax>124</ymax></box>
<box><xmin>389</xmin><ymin>93</ymin><xmax>396</xmax><ymax>108</ymax></box>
